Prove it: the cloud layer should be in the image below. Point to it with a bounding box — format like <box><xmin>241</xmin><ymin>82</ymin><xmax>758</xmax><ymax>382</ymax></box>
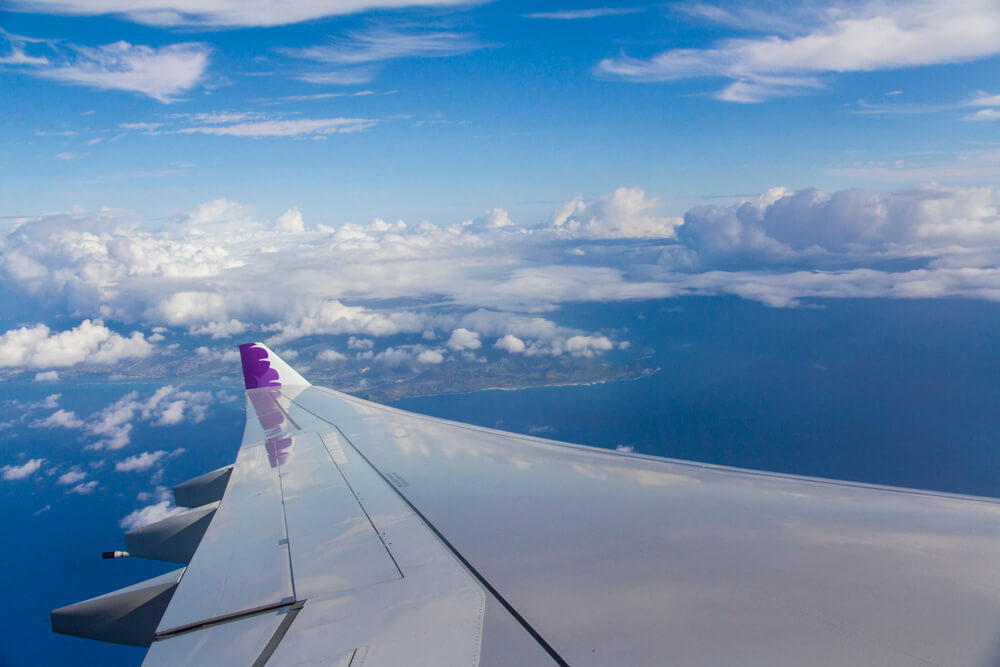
<box><xmin>3</xmin><ymin>183</ymin><xmax>1000</xmax><ymax>376</ymax></box>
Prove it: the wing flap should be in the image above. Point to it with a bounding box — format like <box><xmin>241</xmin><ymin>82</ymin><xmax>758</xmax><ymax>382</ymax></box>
<box><xmin>156</xmin><ymin>434</ymin><xmax>293</xmax><ymax>633</ymax></box>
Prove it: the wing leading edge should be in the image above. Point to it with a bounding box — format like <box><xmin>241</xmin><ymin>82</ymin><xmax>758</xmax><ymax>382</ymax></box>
<box><xmin>54</xmin><ymin>343</ymin><xmax>1000</xmax><ymax>666</ymax></box>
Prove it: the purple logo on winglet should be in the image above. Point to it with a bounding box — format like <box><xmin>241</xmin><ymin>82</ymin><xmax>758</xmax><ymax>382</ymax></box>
<box><xmin>239</xmin><ymin>343</ymin><xmax>280</xmax><ymax>389</ymax></box>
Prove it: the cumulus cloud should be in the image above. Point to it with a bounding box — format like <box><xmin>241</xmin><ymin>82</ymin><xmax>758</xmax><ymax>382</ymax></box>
<box><xmin>495</xmin><ymin>333</ymin><xmax>526</xmax><ymax>354</ymax></box>
<box><xmin>565</xmin><ymin>335</ymin><xmax>614</xmax><ymax>357</ymax></box>
<box><xmin>270</xmin><ymin>300</ymin><xmax>429</xmax><ymax>344</ymax></box>
<box><xmin>552</xmin><ymin>187</ymin><xmax>681</xmax><ymax>238</ymax></box>
<box><xmin>446</xmin><ymin>327</ymin><xmax>481</xmax><ymax>351</ymax></box>
<box><xmin>35</xmin><ymin>385</ymin><xmax>218</xmax><ymax>450</ymax></box>
<box><xmin>317</xmin><ymin>349</ymin><xmax>347</xmax><ymax>362</ymax></box>
<box><xmin>470</xmin><ymin>208</ymin><xmax>515</xmax><ymax>229</ymax></box>
<box><xmin>57</xmin><ymin>469</ymin><xmax>87</xmax><ymax>485</ymax></box>
<box><xmin>39</xmin><ymin>41</ymin><xmax>210</xmax><ymax>103</ymax></box>
<box><xmin>115</xmin><ymin>450</ymin><xmax>167</xmax><ymax>472</ymax></box>
<box><xmin>416</xmin><ymin>348</ymin><xmax>444</xmax><ymax>364</ymax></box>
<box><xmin>119</xmin><ymin>486</ymin><xmax>183</xmax><ymax>530</ymax></box>
<box><xmin>671</xmin><ymin>184</ymin><xmax>1000</xmax><ymax>268</ymax></box>
<box><xmin>32</xmin><ymin>409</ymin><xmax>85</xmax><ymax>429</ymax></box>
<box><xmin>598</xmin><ymin>1</ymin><xmax>1000</xmax><ymax>102</ymax></box>
<box><xmin>0</xmin><ymin>320</ymin><xmax>153</xmax><ymax>369</ymax></box>
<box><xmin>1</xmin><ymin>458</ymin><xmax>45</xmax><ymax>480</ymax></box>
<box><xmin>34</xmin><ymin>371</ymin><xmax>60</xmax><ymax>381</ymax></box>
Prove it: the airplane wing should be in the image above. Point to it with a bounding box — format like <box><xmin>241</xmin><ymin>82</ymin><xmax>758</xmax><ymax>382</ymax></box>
<box><xmin>53</xmin><ymin>343</ymin><xmax>1000</xmax><ymax>665</ymax></box>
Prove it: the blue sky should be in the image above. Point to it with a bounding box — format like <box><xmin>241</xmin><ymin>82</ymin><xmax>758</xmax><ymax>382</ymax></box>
<box><xmin>2</xmin><ymin>0</ymin><xmax>999</xmax><ymax>223</ymax></box>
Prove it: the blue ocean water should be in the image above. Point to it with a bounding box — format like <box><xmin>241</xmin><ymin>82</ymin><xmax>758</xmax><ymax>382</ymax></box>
<box><xmin>3</xmin><ymin>297</ymin><xmax>1000</xmax><ymax>665</ymax></box>
<box><xmin>394</xmin><ymin>297</ymin><xmax>1000</xmax><ymax>498</ymax></box>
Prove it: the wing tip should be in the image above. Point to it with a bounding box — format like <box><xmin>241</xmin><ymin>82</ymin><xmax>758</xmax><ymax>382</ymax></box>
<box><xmin>238</xmin><ymin>342</ymin><xmax>310</xmax><ymax>389</ymax></box>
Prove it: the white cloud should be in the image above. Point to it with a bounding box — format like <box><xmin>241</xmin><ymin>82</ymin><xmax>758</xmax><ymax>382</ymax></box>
<box><xmin>374</xmin><ymin>346</ymin><xmax>412</xmax><ymax>366</ymax></box>
<box><xmin>672</xmin><ymin>184</ymin><xmax>1000</xmax><ymax>266</ymax></box>
<box><xmin>599</xmin><ymin>1</ymin><xmax>1000</xmax><ymax>102</ymax></box>
<box><xmin>115</xmin><ymin>450</ymin><xmax>167</xmax><ymax>472</ymax></box>
<box><xmin>446</xmin><ymin>327</ymin><xmax>481</xmax><ymax>351</ymax></box>
<box><xmin>14</xmin><ymin>0</ymin><xmax>482</xmax><ymax>28</ymax></box>
<box><xmin>80</xmin><ymin>385</ymin><xmax>217</xmax><ymax>450</ymax></box>
<box><xmin>0</xmin><ymin>45</ymin><xmax>49</xmax><ymax>65</ymax></box>
<box><xmin>32</xmin><ymin>409</ymin><xmax>85</xmax><ymax>429</ymax></box>
<box><xmin>189</xmin><ymin>319</ymin><xmax>247</xmax><ymax>339</ymax></box>
<box><xmin>118</xmin><ymin>486</ymin><xmax>183</xmax><ymax>530</ymax></box>
<box><xmin>524</xmin><ymin>8</ymin><xmax>641</xmax><ymax>19</ymax></box>
<box><xmin>36</xmin><ymin>394</ymin><xmax>61</xmax><ymax>409</ymax></box>
<box><xmin>297</xmin><ymin>68</ymin><xmax>376</xmax><ymax>86</ymax></box>
<box><xmin>39</xmin><ymin>41</ymin><xmax>210</xmax><ymax>103</ymax></box>
<box><xmin>8</xmin><ymin>182</ymin><xmax>1000</xmax><ymax>373</ymax></box>
<box><xmin>965</xmin><ymin>109</ymin><xmax>1000</xmax><ymax>122</ymax></box>
<box><xmin>472</xmin><ymin>207</ymin><xmax>515</xmax><ymax>229</ymax></box>
<box><xmin>317</xmin><ymin>349</ymin><xmax>347</xmax><ymax>362</ymax></box>
<box><xmin>275</xmin><ymin>208</ymin><xmax>305</xmax><ymax>233</ymax></box>
<box><xmin>34</xmin><ymin>370</ymin><xmax>60</xmax><ymax>381</ymax></box>
<box><xmin>68</xmin><ymin>480</ymin><xmax>98</xmax><ymax>494</ymax></box>
<box><xmin>270</xmin><ymin>300</ymin><xmax>429</xmax><ymax>344</ymax></box>
<box><xmin>348</xmin><ymin>336</ymin><xmax>374</xmax><ymax>350</ymax></box>
<box><xmin>565</xmin><ymin>335</ymin><xmax>614</xmax><ymax>357</ymax></box>
<box><xmin>57</xmin><ymin>469</ymin><xmax>86</xmax><ymax>485</ymax></box>
<box><xmin>54</xmin><ymin>152</ymin><xmax>86</xmax><ymax>160</ymax></box>
<box><xmin>159</xmin><ymin>292</ymin><xmax>228</xmax><ymax>326</ymax></box>
<box><xmin>495</xmin><ymin>333</ymin><xmax>526</xmax><ymax>354</ymax></box>
<box><xmin>1</xmin><ymin>458</ymin><xmax>45</xmax><ymax>480</ymax></box>
<box><xmin>290</xmin><ymin>28</ymin><xmax>484</xmax><ymax>65</ymax></box>
<box><xmin>552</xmin><ymin>187</ymin><xmax>681</xmax><ymax>238</ymax></box>
<box><xmin>178</xmin><ymin>117</ymin><xmax>376</xmax><ymax>137</ymax></box>
<box><xmin>0</xmin><ymin>320</ymin><xmax>153</xmax><ymax>368</ymax></box>
<box><xmin>416</xmin><ymin>348</ymin><xmax>444</xmax><ymax>364</ymax></box>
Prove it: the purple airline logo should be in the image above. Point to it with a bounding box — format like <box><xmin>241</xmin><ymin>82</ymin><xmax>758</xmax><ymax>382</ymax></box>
<box><xmin>239</xmin><ymin>343</ymin><xmax>281</xmax><ymax>389</ymax></box>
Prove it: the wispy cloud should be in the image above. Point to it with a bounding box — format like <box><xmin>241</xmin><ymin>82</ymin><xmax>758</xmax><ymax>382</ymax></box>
<box><xmin>177</xmin><ymin>117</ymin><xmax>377</xmax><ymax>137</ymax></box>
<box><xmin>523</xmin><ymin>8</ymin><xmax>641</xmax><ymax>20</ymax></box>
<box><xmin>296</xmin><ymin>68</ymin><xmax>377</xmax><ymax>86</ymax></box>
<box><xmin>288</xmin><ymin>28</ymin><xmax>485</xmax><ymax>66</ymax></box>
<box><xmin>39</xmin><ymin>41</ymin><xmax>211</xmax><ymax>103</ymax></box>
<box><xmin>266</xmin><ymin>90</ymin><xmax>376</xmax><ymax>104</ymax></box>
<box><xmin>8</xmin><ymin>0</ymin><xmax>486</xmax><ymax>28</ymax></box>
<box><xmin>0</xmin><ymin>46</ymin><xmax>49</xmax><ymax>66</ymax></box>
<box><xmin>965</xmin><ymin>109</ymin><xmax>1000</xmax><ymax>122</ymax></box>
<box><xmin>598</xmin><ymin>1</ymin><xmax>1000</xmax><ymax>102</ymax></box>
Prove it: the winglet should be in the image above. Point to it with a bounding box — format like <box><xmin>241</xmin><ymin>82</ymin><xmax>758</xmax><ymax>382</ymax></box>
<box><xmin>238</xmin><ymin>342</ymin><xmax>310</xmax><ymax>389</ymax></box>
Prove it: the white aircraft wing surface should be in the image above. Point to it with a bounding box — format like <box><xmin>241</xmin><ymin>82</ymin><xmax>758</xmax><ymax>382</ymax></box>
<box><xmin>53</xmin><ymin>343</ymin><xmax>1000</xmax><ymax>665</ymax></box>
